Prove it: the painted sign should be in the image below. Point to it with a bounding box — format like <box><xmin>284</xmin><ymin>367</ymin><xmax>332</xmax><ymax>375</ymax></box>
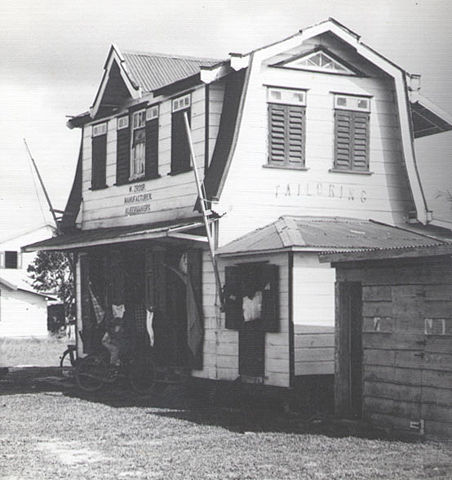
<box><xmin>275</xmin><ymin>182</ymin><xmax>367</xmax><ymax>203</ymax></box>
<box><xmin>124</xmin><ymin>183</ymin><xmax>152</xmax><ymax>216</ymax></box>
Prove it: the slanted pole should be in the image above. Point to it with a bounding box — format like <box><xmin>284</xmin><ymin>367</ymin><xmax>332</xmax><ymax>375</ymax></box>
<box><xmin>23</xmin><ymin>138</ymin><xmax>61</xmax><ymax>234</ymax></box>
<box><xmin>183</xmin><ymin>112</ymin><xmax>225</xmax><ymax>309</ymax></box>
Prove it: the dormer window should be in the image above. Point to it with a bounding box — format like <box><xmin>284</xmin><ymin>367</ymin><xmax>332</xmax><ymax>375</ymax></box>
<box><xmin>130</xmin><ymin>110</ymin><xmax>146</xmax><ymax>180</ymax></box>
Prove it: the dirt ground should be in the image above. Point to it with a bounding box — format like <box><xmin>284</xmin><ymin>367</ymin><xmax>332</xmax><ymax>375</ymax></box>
<box><xmin>1</xmin><ymin>368</ymin><xmax>451</xmax><ymax>480</ymax></box>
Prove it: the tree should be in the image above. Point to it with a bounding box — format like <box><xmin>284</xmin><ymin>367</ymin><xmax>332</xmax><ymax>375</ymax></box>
<box><xmin>27</xmin><ymin>250</ymin><xmax>75</xmax><ymax>320</ymax></box>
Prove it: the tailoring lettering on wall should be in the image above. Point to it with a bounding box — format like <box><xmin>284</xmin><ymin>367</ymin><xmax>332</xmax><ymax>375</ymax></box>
<box><xmin>124</xmin><ymin>183</ymin><xmax>152</xmax><ymax>216</ymax></box>
<box><xmin>275</xmin><ymin>182</ymin><xmax>367</xmax><ymax>203</ymax></box>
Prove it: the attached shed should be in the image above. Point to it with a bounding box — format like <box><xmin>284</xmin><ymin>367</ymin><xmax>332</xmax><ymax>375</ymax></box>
<box><xmin>322</xmin><ymin>240</ymin><xmax>452</xmax><ymax>440</ymax></box>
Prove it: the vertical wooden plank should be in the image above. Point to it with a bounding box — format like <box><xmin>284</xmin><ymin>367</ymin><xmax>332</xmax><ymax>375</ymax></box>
<box><xmin>335</xmin><ymin>281</ymin><xmax>350</xmax><ymax>416</ymax></box>
<box><xmin>288</xmin><ymin>251</ymin><xmax>295</xmax><ymax>388</ymax></box>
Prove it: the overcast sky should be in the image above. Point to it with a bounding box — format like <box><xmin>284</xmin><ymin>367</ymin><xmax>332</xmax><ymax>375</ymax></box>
<box><xmin>1</xmin><ymin>0</ymin><xmax>451</xmax><ymax>238</ymax></box>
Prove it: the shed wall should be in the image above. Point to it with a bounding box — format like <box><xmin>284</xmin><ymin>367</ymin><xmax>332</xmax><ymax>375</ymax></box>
<box><xmin>336</xmin><ymin>257</ymin><xmax>452</xmax><ymax>439</ymax></box>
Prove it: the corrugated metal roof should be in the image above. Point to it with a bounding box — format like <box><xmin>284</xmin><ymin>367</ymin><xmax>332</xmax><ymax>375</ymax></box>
<box><xmin>23</xmin><ymin>217</ymin><xmax>204</xmax><ymax>252</ymax></box>
<box><xmin>122</xmin><ymin>51</ymin><xmax>221</xmax><ymax>93</ymax></box>
<box><xmin>217</xmin><ymin>216</ymin><xmax>450</xmax><ymax>256</ymax></box>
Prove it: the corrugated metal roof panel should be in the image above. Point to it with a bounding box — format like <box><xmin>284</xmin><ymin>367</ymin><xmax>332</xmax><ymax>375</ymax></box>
<box><xmin>217</xmin><ymin>216</ymin><xmax>450</xmax><ymax>256</ymax></box>
<box><xmin>23</xmin><ymin>217</ymin><xmax>204</xmax><ymax>252</ymax></box>
<box><xmin>122</xmin><ymin>52</ymin><xmax>221</xmax><ymax>92</ymax></box>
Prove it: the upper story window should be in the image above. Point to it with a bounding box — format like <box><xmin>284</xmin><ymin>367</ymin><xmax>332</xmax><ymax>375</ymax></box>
<box><xmin>116</xmin><ymin>105</ymin><xmax>160</xmax><ymax>185</ymax></box>
<box><xmin>130</xmin><ymin>110</ymin><xmax>146</xmax><ymax>180</ymax></box>
<box><xmin>91</xmin><ymin>122</ymin><xmax>107</xmax><ymax>190</ymax></box>
<box><xmin>267</xmin><ymin>87</ymin><xmax>307</xmax><ymax>169</ymax></box>
<box><xmin>4</xmin><ymin>251</ymin><xmax>18</xmax><ymax>269</ymax></box>
<box><xmin>333</xmin><ymin>94</ymin><xmax>371</xmax><ymax>173</ymax></box>
<box><xmin>171</xmin><ymin>94</ymin><xmax>191</xmax><ymax>174</ymax></box>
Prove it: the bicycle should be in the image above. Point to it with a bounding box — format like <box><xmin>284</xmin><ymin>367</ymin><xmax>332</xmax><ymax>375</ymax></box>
<box><xmin>60</xmin><ymin>344</ymin><xmax>77</xmax><ymax>369</ymax></box>
<box><xmin>75</xmin><ymin>347</ymin><xmax>155</xmax><ymax>395</ymax></box>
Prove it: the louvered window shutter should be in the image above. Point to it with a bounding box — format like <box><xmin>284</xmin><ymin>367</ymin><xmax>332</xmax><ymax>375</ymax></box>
<box><xmin>351</xmin><ymin>111</ymin><xmax>370</xmax><ymax>171</ymax></box>
<box><xmin>145</xmin><ymin>118</ymin><xmax>159</xmax><ymax>179</ymax></box>
<box><xmin>224</xmin><ymin>266</ymin><xmax>243</xmax><ymax>330</ymax></box>
<box><xmin>171</xmin><ymin>109</ymin><xmax>191</xmax><ymax>174</ymax></box>
<box><xmin>268</xmin><ymin>104</ymin><xmax>305</xmax><ymax>167</ymax></box>
<box><xmin>261</xmin><ymin>264</ymin><xmax>279</xmax><ymax>332</ymax></box>
<box><xmin>91</xmin><ymin>135</ymin><xmax>107</xmax><ymax>189</ymax></box>
<box><xmin>116</xmin><ymin>125</ymin><xmax>130</xmax><ymax>185</ymax></box>
<box><xmin>334</xmin><ymin>110</ymin><xmax>369</xmax><ymax>171</ymax></box>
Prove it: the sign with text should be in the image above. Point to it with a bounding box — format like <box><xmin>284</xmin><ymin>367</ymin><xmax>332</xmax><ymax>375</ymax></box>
<box><xmin>124</xmin><ymin>183</ymin><xmax>152</xmax><ymax>216</ymax></box>
<box><xmin>274</xmin><ymin>182</ymin><xmax>367</xmax><ymax>203</ymax></box>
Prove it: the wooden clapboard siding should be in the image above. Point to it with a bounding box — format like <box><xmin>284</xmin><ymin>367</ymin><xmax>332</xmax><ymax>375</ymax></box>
<box><xmin>197</xmin><ymin>252</ymin><xmax>291</xmax><ymax>387</ymax></box>
<box><xmin>81</xmin><ymin>86</ymin><xmax>213</xmax><ymax>230</ymax></box>
<box><xmin>337</xmin><ymin>257</ymin><xmax>452</xmax><ymax>439</ymax></box>
<box><xmin>0</xmin><ymin>287</ymin><xmax>48</xmax><ymax>338</ymax></box>
<box><xmin>217</xmin><ymin>45</ymin><xmax>413</xmax><ymax>246</ymax></box>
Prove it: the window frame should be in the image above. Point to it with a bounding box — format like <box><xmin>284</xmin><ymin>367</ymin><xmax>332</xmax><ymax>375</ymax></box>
<box><xmin>91</xmin><ymin>121</ymin><xmax>108</xmax><ymax>190</ymax></box>
<box><xmin>4</xmin><ymin>251</ymin><xmax>18</xmax><ymax>269</ymax></box>
<box><xmin>331</xmin><ymin>93</ymin><xmax>371</xmax><ymax>174</ymax></box>
<box><xmin>266</xmin><ymin>87</ymin><xmax>307</xmax><ymax>169</ymax></box>
<box><xmin>170</xmin><ymin>93</ymin><xmax>192</xmax><ymax>175</ymax></box>
<box><xmin>130</xmin><ymin>109</ymin><xmax>146</xmax><ymax>181</ymax></box>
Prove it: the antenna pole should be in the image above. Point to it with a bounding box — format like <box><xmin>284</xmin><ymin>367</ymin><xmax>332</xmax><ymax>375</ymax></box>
<box><xmin>23</xmin><ymin>139</ymin><xmax>61</xmax><ymax>234</ymax></box>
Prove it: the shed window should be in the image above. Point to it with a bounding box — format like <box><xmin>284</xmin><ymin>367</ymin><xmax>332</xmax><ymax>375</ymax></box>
<box><xmin>224</xmin><ymin>263</ymin><xmax>279</xmax><ymax>332</ymax></box>
<box><xmin>267</xmin><ymin>88</ymin><xmax>306</xmax><ymax>168</ymax></box>
<box><xmin>333</xmin><ymin>94</ymin><xmax>370</xmax><ymax>172</ymax></box>
<box><xmin>171</xmin><ymin>94</ymin><xmax>191</xmax><ymax>174</ymax></box>
<box><xmin>5</xmin><ymin>251</ymin><xmax>18</xmax><ymax>269</ymax></box>
<box><xmin>91</xmin><ymin>122</ymin><xmax>107</xmax><ymax>190</ymax></box>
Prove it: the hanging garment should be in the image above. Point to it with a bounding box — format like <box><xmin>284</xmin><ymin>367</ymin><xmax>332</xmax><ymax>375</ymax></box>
<box><xmin>242</xmin><ymin>290</ymin><xmax>263</xmax><ymax>322</ymax></box>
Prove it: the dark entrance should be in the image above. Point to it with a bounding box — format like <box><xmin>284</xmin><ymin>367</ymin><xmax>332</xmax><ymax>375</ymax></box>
<box><xmin>337</xmin><ymin>281</ymin><xmax>363</xmax><ymax>418</ymax></box>
<box><xmin>239</xmin><ymin>321</ymin><xmax>265</xmax><ymax>377</ymax></box>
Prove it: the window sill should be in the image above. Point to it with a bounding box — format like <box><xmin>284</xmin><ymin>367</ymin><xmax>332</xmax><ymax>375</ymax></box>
<box><xmin>329</xmin><ymin>168</ymin><xmax>373</xmax><ymax>175</ymax></box>
<box><xmin>263</xmin><ymin>164</ymin><xmax>309</xmax><ymax>171</ymax></box>
<box><xmin>168</xmin><ymin>168</ymin><xmax>193</xmax><ymax>176</ymax></box>
<box><xmin>114</xmin><ymin>175</ymin><xmax>161</xmax><ymax>187</ymax></box>
<box><xmin>89</xmin><ymin>185</ymin><xmax>108</xmax><ymax>191</ymax></box>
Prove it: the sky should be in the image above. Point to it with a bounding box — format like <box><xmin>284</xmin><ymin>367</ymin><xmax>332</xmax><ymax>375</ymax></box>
<box><xmin>1</xmin><ymin>0</ymin><xmax>452</xmax><ymax>239</ymax></box>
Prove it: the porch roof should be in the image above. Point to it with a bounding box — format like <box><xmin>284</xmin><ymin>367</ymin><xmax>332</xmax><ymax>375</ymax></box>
<box><xmin>22</xmin><ymin>217</ymin><xmax>206</xmax><ymax>252</ymax></box>
<box><xmin>217</xmin><ymin>216</ymin><xmax>452</xmax><ymax>257</ymax></box>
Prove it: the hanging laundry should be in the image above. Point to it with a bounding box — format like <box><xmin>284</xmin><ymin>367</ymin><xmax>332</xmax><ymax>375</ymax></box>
<box><xmin>242</xmin><ymin>290</ymin><xmax>263</xmax><ymax>322</ymax></box>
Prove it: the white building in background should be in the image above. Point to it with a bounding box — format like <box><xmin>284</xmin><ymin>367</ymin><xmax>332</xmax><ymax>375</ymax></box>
<box><xmin>0</xmin><ymin>225</ymin><xmax>56</xmax><ymax>337</ymax></box>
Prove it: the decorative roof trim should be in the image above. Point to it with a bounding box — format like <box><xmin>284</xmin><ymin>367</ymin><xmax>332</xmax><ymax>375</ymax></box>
<box><xmin>272</xmin><ymin>47</ymin><xmax>358</xmax><ymax>76</ymax></box>
<box><xmin>90</xmin><ymin>44</ymin><xmax>142</xmax><ymax>118</ymax></box>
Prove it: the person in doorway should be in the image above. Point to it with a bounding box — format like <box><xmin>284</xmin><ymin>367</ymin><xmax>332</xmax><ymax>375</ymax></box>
<box><xmin>102</xmin><ymin>304</ymin><xmax>126</xmax><ymax>368</ymax></box>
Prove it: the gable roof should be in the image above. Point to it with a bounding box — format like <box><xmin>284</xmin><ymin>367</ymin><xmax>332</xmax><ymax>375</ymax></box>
<box><xmin>0</xmin><ymin>270</ymin><xmax>56</xmax><ymax>299</ymax></box>
<box><xmin>217</xmin><ymin>216</ymin><xmax>451</xmax><ymax>257</ymax></box>
<box><xmin>122</xmin><ymin>51</ymin><xmax>220</xmax><ymax>93</ymax></box>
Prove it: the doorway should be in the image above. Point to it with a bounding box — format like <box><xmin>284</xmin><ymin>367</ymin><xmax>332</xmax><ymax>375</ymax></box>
<box><xmin>337</xmin><ymin>281</ymin><xmax>363</xmax><ymax>418</ymax></box>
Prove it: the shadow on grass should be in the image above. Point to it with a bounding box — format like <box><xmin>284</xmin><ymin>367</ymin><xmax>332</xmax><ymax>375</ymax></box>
<box><xmin>0</xmin><ymin>367</ymin><xmax>419</xmax><ymax>442</ymax></box>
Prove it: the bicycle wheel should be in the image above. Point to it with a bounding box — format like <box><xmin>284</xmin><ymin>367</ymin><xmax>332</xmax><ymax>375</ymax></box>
<box><xmin>75</xmin><ymin>354</ymin><xmax>108</xmax><ymax>392</ymax></box>
<box><xmin>128</xmin><ymin>354</ymin><xmax>155</xmax><ymax>395</ymax></box>
<box><xmin>60</xmin><ymin>349</ymin><xmax>71</xmax><ymax>369</ymax></box>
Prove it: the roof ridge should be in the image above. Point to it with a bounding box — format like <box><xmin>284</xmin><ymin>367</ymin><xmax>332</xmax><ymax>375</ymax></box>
<box><xmin>122</xmin><ymin>50</ymin><xmax>221</xmax><ymax>63</ymax></box>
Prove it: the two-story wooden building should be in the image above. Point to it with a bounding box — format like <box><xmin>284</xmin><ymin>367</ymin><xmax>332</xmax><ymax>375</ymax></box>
<box><xmin>26</xmin><ymin>19</ymin><xmax>452</xmax><ymax>403</ymax></box>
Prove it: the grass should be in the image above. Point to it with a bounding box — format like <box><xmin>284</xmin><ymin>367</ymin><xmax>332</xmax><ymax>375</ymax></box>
<box><xmin>0</xmin><ymin>383</ymin><xmax>451</xmax><ymax>479</ymax></box>
<box><xmin>0</xmin><ymin>336</ymin><xmax>73</xmax><ymax>367</ymax></box>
